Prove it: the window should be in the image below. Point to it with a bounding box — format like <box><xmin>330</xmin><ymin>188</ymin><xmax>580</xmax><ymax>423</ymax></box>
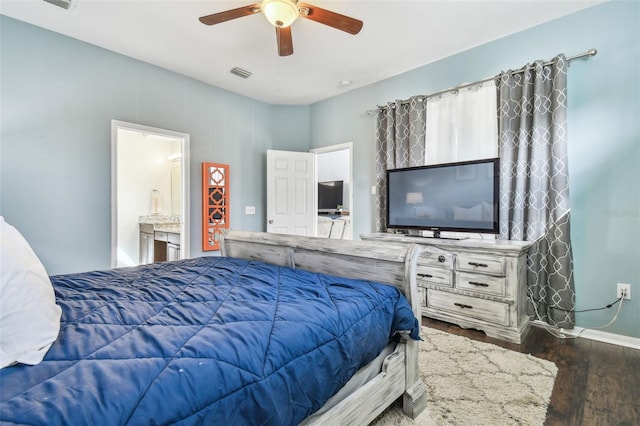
<box><xmin>425</xmin><ymin>81</ymin><xmax>498</xmax><ymax>164</ymax></box>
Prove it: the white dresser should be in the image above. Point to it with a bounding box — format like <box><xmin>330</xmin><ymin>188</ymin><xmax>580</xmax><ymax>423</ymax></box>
<box><xmin>361</xmin><ymin>233</ymin><xmax>533</xmax><ymax>344</ymax></box>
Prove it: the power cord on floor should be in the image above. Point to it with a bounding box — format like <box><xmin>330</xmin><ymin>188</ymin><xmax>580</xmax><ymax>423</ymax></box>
<box><xmin>530</xmin><ymin>294</ymin><xmax>626</xmax><ymax>340</ymax></box>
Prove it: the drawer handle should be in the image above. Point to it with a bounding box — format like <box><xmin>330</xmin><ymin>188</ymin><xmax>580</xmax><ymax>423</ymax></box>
<box><xmin>468</xmin><ymin>261</ymin><xmax>488</xmax><ymax>268</ymax></box>
<box><xmin>417</xmin><ymin>273</ymin><xmax>433</xmax><ymax>278</ymax></box>
<box><xmin>438</xmin><ymin>255</ymin><xmax>446</xmax><ymax>263</ymax></box>
<box><xmin>468</xmin><ymin>281</ymin><xmax>489</xmax><ymax>287</ymax></box>
<box><xmin>454</xmin><ymin>302</ymin><xmax>473</xmax><ymax>309</ymax></box>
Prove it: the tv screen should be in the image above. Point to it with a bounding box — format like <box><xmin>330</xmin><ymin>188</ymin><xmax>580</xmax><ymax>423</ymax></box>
<box><xmin>386</xmin><ymin>158</ymin><xmax>499</xmax><ymax>235</ymax></box>
<box><xmin>318</xmin><ymin>180</ymin><xmax>343</xmax><ymax>212</ymax></box>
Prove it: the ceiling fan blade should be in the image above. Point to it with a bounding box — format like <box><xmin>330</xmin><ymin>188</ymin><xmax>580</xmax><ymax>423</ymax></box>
<box><xmin>298</xmin><ymin>3</ymin><xmax>363</xmax><ymax>35</ymax></box>
<box><xmin>276</xmin><ymin>26</ymin><xmax>294</xmax><ymax>57</ymax></box>
<box><xmin>199</xmin><ymin>4</ymin><xmax>260</xmax><ymax>26</ymax></box>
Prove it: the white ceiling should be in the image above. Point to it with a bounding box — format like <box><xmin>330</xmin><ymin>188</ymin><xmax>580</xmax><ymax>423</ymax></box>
<box><xmin>0</xmin><ymin>0</ymin><xmax>603</xmax><ymax>105</ymax></box>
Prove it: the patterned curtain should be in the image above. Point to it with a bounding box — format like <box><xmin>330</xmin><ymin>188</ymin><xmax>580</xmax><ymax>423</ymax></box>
<box><xmin>374</xmin><ymin>97</ymin><xmax>426</xmax><ymax>231</ymax></box>
<box><xmin>496</xmin><ymin>55</ymin><xmax>576</xmax><ymax>328</ymax></box>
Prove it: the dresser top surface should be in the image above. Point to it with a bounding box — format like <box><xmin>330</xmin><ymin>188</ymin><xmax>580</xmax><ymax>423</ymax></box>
<box><xmin>360</xmin><ymin>233</ymin><xmax>533</xmax><ymax>255</ymax></box>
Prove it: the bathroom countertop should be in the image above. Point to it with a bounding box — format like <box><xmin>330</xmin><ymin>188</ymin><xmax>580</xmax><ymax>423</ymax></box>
<box><xmin>139</xmin><ymin>215</ymin><xmax>181</xmax><ymax>234</ymax></box>
<box><xmin>154</xmin><ymin>223</ymin><xmax>181</xmax><ymax>234</ymax></box>
<box><xmin>139</xmin><ymin>214</ymin><xmax>181</xmax><ymax>224</ymax></box>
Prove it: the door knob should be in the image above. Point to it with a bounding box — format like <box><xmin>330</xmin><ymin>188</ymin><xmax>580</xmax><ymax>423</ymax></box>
<box><xmin>268</xmin><ymin>220</ymin><xmax>274</xmax><ymax>224</ymax></box>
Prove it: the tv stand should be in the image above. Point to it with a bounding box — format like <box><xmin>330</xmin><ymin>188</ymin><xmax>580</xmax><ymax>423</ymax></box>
<box><xmin>405</xmin><ymin>234</ymin><xmax>469</xmax><ymax>241</ymax></box>
<box><xmin>403</xmin><ymin>230</ymin><xmax>468</xmax><ymax>241</ymax></box>
<box><xmin>360</xmin><ymin>233</ymin><xmax>533</xmax><ymax>344</ymax></box>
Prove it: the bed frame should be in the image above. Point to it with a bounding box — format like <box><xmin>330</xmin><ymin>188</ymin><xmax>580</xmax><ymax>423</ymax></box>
<box><xmin>220</xmin><ymin>230</ymin><xmax>428</xmax><ymax>424</ymax></box>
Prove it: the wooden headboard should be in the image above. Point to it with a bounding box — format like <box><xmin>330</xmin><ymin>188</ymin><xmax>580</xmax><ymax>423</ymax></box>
<box><xmin>220</xmin><ymin>230</ymin><xmax>422</xmax><ymax>318</ymax></box>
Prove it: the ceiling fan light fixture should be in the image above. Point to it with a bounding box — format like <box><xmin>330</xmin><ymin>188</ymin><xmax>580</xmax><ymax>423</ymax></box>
<box><xmin>261</xmin><ymin>0</ymin><xmax>299</xmax><ymax>28</ymax></box>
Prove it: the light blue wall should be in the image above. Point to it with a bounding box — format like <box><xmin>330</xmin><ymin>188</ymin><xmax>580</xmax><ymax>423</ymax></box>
<box><xmin>309</xmin><ymin>1</ymin><xmax>639</xmax><ymax>338</ymax></box>
<box><xmin>0</xmin><ymin>16</ymin><xmax>310</xmax><ymax>274</ymax></box>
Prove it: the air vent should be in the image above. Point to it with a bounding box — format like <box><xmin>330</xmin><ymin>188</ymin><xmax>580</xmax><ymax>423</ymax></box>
<box><xmin>43</xmin><ymin>0</ymin><xmax>74</xmax><ymax>10</ymax></box>
<box><xmin>230</xmin><ymin>67</ymin><xmax>252</xmax><ymax>79</ymax></box>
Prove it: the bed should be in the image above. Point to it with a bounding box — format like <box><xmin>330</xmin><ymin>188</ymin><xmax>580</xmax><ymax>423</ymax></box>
<box><xmin>0</xmin><ymin>229</ymin><xmax>427</xmax><ymax>425</ymax></box>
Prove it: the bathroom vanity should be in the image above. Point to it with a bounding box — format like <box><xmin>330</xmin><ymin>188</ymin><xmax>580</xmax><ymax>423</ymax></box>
<box><xmin>139</xmin><ymin>215</ymin><xmax>181</xmax><ymax>264</ymax></box>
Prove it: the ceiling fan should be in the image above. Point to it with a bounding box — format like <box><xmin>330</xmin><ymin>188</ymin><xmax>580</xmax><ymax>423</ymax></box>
<box><xmin>199</xmin><ymin>0</ymin><xmax>363</xmax><ymax>57</ymax></box>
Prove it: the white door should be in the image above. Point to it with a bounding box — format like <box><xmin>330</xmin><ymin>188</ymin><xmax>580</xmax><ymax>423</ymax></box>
<box><xmin>266</xmin><ymin>150</ymin><xmax>316</xmax><ymax>235</ymax></box>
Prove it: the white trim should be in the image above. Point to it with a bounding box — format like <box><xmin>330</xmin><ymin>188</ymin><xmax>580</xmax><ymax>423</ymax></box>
<box><xmin>110</xmin><ymin>120</ymin><xmax>190</xmax><ymax>267</ymax></box>
<box><xmin>532</xmin><ymin>320</ymin><xmax>640</xmax><ymax>350</ymax></box>
<box><xmin>563</xmin><ymin>327</ymin><xmax>640</xmax><ymax>350</ymax></box>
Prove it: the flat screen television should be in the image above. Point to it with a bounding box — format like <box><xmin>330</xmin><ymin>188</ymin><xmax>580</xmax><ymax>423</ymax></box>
<box><xmin>386</xmin><ymin>158</ymin><xmax>499</xmax><ymax>237</ymax></box>
<box><xmin>318</xmin><ymin>180</ymin><xmax>344</xmax><ymax>212</ymax></box>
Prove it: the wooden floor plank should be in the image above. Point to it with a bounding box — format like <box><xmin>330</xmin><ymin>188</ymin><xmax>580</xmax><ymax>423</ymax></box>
<box><xmin>544</xmin><ymin>339</ymin><xmax>589</xmax><ymax>426</ymax></box>
<box><xmin>583</xmin><ymin>343</ymin><xmax>624</xmax><ymax>424</ymax></box>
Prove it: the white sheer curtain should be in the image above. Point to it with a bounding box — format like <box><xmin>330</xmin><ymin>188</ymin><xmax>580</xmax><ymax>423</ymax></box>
<box><xmin>425</xmin><ymin>81</ymin><xmax>498</xmax><ymax>164</ymax></box>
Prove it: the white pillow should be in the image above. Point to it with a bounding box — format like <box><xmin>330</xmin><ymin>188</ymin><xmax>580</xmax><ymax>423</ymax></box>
<box><xmin>0</xmin><ymin>216</ymin><xmax>61</xmax><ymax>369</ymax></box>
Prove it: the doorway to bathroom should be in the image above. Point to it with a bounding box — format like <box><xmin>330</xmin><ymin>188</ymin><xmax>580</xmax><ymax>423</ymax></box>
<box><xmin>111</xmin><ymin>120</ymin><xmax>190</xmax><ymax>267</ymax></box>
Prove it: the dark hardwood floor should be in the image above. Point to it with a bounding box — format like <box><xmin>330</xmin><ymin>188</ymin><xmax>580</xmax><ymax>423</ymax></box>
<box><xmin>422</xmin><ymin>318</ymin><xmax>640</xmax><ymax>426</ymax></box>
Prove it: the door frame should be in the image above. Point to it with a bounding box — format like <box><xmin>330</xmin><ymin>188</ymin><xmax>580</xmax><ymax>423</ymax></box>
<box><xmin>110</xmin><ymin>120</ymin><xmax>190</xmax><ymax>267</ymax></box>
<box><xmin>310</xmin><ymin>142</ymin><xmax>354</xmax><ymax>237</ymax></box>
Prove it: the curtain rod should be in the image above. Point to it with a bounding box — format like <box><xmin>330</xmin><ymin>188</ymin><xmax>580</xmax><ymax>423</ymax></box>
<box><xmin>365</xmin><ymin>48</ymin><xmax>597</xmax><ymax>116</ymax></box>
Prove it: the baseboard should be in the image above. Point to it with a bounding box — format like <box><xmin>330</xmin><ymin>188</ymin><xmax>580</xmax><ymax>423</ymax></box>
<box><xmin>531</xmin><ymin>320</ymin><xmax>640</xmax><ymax>350</ymax></box>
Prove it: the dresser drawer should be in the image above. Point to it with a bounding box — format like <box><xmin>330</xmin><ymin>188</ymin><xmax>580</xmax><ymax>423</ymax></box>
<box><xmin>456</xmin><ymin>254</ymin><xmax>505</xmax><ymax>276</ymax></box>
<box><xmin>167</xmin><ymin>232</ymin><xmax>180</xmax><ymax>245</ymax></box>
<box><xmin>426</xmin><ymin>289</ymin><xmax>509</xmax><ymax>325</ymax></box>
<box><xmin>154</xmin><ymin>231</ymin><xmax>168</xmax><ymax>242</ymax></box>
<box><xmin>418</xmin><ymin>250</ymin><xmax>453</xmax><ymax>269</ymax></box>
<box><xmin>416</xmin><ymin>265</ymin><xmax>452</xmax><ymax>288</ymax></box>
<box><xmin>456</xmin><ymin>271</ymin><xmax>505</xmax><ymax>296</ymax></box>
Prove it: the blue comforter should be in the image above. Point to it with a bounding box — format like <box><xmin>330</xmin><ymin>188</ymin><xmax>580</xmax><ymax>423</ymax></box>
<box><xmin>0</xmin><ymin>256</ymin><xmax>419</xmax><ymax>426</ymax></box>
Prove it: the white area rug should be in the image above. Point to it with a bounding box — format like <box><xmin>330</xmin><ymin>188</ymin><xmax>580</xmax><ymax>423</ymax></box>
<box><xmin>372</xmin><ymin>327</ymin><xmax>558</xmax><ymax>426</ymax></box>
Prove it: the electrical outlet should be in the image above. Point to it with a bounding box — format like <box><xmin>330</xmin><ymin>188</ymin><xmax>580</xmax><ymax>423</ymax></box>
<box><xmin>617</xmin><ymin>283</ymin><xmax>631</xmax><ymax>300</ymax></box>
